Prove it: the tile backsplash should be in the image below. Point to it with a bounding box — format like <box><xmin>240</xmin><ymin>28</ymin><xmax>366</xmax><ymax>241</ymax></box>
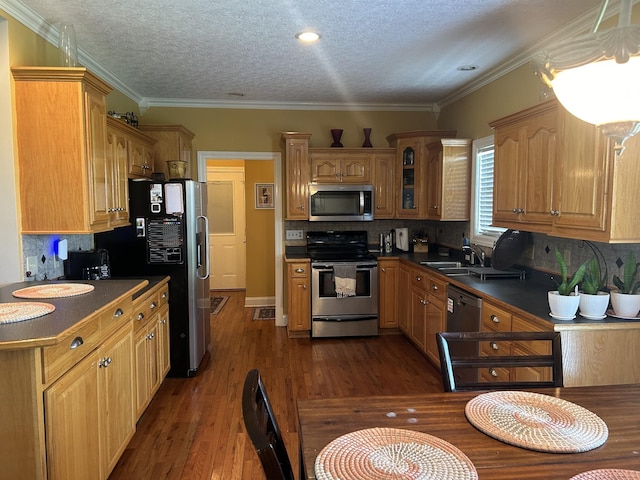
<box><xmin>22</xmin><ymin>234</ymin><xmax>94</xmax><ymax>281</ymax></box>
<box><xmin>285</xmin><ymin>219</ymin><xmax>640</xmax><ymax>289</ymax></box>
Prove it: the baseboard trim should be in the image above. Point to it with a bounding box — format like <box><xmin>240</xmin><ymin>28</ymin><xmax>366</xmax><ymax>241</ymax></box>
<box><xmin>244</xmin><ymin>296</ymin><xmax>275</xmax><ymax>308</ymax></box>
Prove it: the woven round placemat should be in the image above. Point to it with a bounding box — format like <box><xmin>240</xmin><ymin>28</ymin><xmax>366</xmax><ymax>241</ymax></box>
<box><xmin>465</xmin><ymin>391</ymin><xmax>608</xmax><ymax>453</ymax></box>
<box><xmin>315</xmin><ymin>427</ymin><xmax>478</xmax><ymax>480</ymax></box>
<box><xmin>12</xmin><ymin>283</ymin><xmax>94</xmax><ymax>299</ymax></box>
<box><xmin>570</xmin><ymin>469</ymin><xmax>640</xmax><ymax>480</ymax></box>
<box><xmin>0</xmin><ymin>302</ymin><xmax>55</xmax><ymax>324</ymax></box>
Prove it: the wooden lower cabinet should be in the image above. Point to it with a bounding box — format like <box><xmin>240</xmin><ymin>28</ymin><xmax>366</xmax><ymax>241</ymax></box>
<box><xmin>402</xmin><ymin>264</ymin><xmax>447</xmax><ymax>367</ymax></box>
<box><xmin>378</xmin><ymin>258</ymin><xmax>399</xmax><ymax>328</ymax></box>
<box><xmin>398</xmin><ymin>262</ymin><xmax>411</xmax><ymax>334</ymax></box>
<box><xmin>287</xmin><ymin>261</ymin><xmax>311</xmax><ymax>335</ymax></box>
<box><xmin>133</xmin><ymin>283</ymin><xmax>171</xmax><ymax>417</ymax></box>
<box><xmin>480</xmin><ymin>300</ymin><xmax>551</xmax><ymax>384</ymax></box>
<box><xmin>45</xmin><ymin>323</ymin><xmax>134</xmax><ymax>480</ymax></box>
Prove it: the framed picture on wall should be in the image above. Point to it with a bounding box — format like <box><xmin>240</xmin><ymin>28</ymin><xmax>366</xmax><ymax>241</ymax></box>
<box><xmin>255</xmin><ymin>183</ymin><xmax>274</xmax><ymax>209</ymax></box>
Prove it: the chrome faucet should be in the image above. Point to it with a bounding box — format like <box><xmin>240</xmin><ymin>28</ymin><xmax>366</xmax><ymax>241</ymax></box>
<box><xmin>463</xmin><ymin>244</ymin><xmax>486</xmax><ymax>267</ymax></box>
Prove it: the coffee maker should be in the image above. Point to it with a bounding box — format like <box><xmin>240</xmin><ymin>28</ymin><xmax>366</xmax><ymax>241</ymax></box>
<box><xmin>63</xmin><ymin>249</ymin><xmax>111</xmax><ymax>280</ymax></box>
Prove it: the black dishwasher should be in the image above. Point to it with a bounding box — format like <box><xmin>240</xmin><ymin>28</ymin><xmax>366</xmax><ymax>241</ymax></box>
<box><xmin>446</xmin><ymin>285</ymin><xmax>483</xmax><ymax>382</ymax></box>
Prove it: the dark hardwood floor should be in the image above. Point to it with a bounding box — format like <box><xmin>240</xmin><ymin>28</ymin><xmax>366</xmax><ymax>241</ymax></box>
<box><xmin>109</xmin><ymin>290</ymin><xmax>444</xmax><ymax>479</ymax></box>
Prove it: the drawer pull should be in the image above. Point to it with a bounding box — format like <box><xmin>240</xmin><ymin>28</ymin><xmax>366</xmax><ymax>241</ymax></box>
<box><xmin>69</xmin><ymin>337</ymin><xmax>84</xmax><ymax>349</ymax></box>
<box><xmin>416</xmin><ymin>275</ymin><xmax>422</xmax><ymax>282</ymax></box>
<box><xmin>490</xmin><ymin>342</ymin><xmax>499</xmax><ymax>351</ymax></box>
<box><xmin>161</xmin><ymin>292</ymin><xmax>167</xmax><ymax>299</ymax></box>
<box><xmin>489</xmin><ymin>368</ymin><xmax>498</xmax><ymax>377</ymax></box>
<box><xmin>491</xmin><ymin>314</ymin><xmax>500</xmax><ymax>324</ymax></box>
<box><xmin>150</xmin><ymin>301</ymin><xmax>157</xmax><ymax>310</ymax></box>
<box><xmin>147</xmin><ymin>332</ymin><xmax>155</xmax><ymax>340</ymax></box>
<box><xmin>431</xmin><ymin>284</ymin><xmax>438</xmax><ymax>291</ymax></box>
<box><xmin>137</xmin><ymin>312</ymin><xmax>145</xmax><ymax>321</ymax></box>
<box><xmin>295</xmin><ymin>268</ymin><xmax>305</xmax><ymax>273</ymax></box>
<box><xmin>113</xmin><ymin>308</ymin><xmax>124</xmax><ymax>318</ymax></box>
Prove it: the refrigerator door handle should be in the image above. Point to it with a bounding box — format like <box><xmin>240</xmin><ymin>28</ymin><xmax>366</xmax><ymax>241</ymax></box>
<box><xmin>197</xmin><ymin>215</ymin><xmax>210</xmax><ymax>280</ymax></box>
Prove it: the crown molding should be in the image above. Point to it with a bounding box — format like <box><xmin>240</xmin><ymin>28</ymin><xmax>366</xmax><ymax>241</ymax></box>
<box><xmin>139</xmin><ymin>96</ymin><xmax>436</xmax><ymax>112</ymax></box>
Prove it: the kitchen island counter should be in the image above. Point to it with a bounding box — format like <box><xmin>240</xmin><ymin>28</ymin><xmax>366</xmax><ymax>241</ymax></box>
<box><xmin>0</xmin><ymin>277</ymin><xmax>167</xmax><ymax>349</ymax></box>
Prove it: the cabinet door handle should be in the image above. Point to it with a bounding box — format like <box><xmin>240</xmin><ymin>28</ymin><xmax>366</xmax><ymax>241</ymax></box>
<box><xmin>137</xmin><ymin>312</ymin><xmax>145</xmax><ymax>321</ymax></box>
<box><xmin>550</xmin><ymin>209</ymin><xmax>560</xmax><ymax>216</ymax></box>
<box><xmin>113</xmin><ymin>308</ymin><xmax>124</xmax><ymax>318</ymax></box>
<box><xmin>491</xmin><ymin>314</ymin><xmax>500</xmax><ymax>324</ymax></box>
<box><xmin>420</xmin><ymin>299</ymin><xmax>427</xmax><ymax>305</ymax></box>
<box><xmin>381</xmin><ymin>268</ymin><xmax>386</xmax><ymax>272</ymax></box>
<box><xmin>431</xmin><ymin>284</ymin><xmax>438</xmax><ymax>291</ymax></box>
<box><xmin>161</xmin><ymin>292</ymin><xmax>167</xmax><ymax>299</ymax></box>
<box><xmin>69</xmin><ymin>336</ymin><xmax>84</xmax><ymax>349</ymax></box>
<box><xmin>150</xmin><ymin>301</ymin><xmax>157</xmax><ymax>310</ymax></box>
<box><xmin>490</xmin><ymin>342</ymin><xmax>499</xmax><ymax>351</ymax></box>
<box><xmin>489</xmin><ymin>368</ymin><xmax>498</xmax><ymax>377</ymax></box>
<box><xmin>415</xmin><ymin>276</ymin><xmax>422</xmax><ymax>282</ymax></box>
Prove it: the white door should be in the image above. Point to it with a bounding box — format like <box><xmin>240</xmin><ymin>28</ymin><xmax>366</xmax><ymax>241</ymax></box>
<box><xmin>207</xmin><ymin>167</ymin><xmax>246</xmax><ymax>289</ymax></box>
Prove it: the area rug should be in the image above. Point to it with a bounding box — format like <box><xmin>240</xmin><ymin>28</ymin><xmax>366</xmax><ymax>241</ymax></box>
<box><xmin>253</xmin><ymin>306</ymin><xmax>275</xmax><ymax>321</ymax></box>
<box><xmin>210</xmin><ymin>296</ymin><xmax>229</xmax><ymax>315</ymax></box>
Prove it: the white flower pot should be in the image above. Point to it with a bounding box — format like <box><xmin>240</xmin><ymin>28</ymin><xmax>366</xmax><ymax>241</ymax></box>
<box><xmin>610</xmin><ymin>291</ymin><xmax>640</xmax><ymax>318</ymax></box>
<box><xmin>548</xmin><ymin>291</ymin><xmax>580</xmax><ymax>318</ymax></box>
<box><xmin>578</xmin><ymin>291</ymin><xmax>610</xmax><ymax>318</ymax></box>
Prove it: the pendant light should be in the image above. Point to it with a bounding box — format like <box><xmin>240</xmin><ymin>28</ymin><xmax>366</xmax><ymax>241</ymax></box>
<box><xmin>537</xmin><ymin>0</ymin><xmax>640</xmax><ymax>154</ymax></box>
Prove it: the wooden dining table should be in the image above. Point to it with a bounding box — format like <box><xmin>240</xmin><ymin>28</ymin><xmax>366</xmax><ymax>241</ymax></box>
<box><xmin>297</xmin><ymin>384</ymin><xmax>640</xmax><ymax>479</ymax></box>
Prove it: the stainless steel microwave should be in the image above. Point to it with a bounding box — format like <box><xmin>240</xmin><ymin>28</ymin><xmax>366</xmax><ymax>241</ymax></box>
<box><xmin>308</xmin><ymin>184</ymin><xmax>374</xmax><ymax>221</ymax></box>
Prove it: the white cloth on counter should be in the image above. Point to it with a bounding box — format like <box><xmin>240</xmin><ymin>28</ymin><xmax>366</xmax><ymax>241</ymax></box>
<box><xmin>333</xmin><ymin>265</ymin><xmax>357</xmax><ymax>298</ymax></box>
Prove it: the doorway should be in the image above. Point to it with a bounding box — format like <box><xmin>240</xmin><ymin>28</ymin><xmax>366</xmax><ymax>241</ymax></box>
<box><xmin>197</xmin><ymin>151</ymin><xmax>284</xmax><ymax>326</ymax></box>
<box><xmin>207</xmin><ymin>166</ymin><xmax>246</xmax><ymax>290</ymax></box>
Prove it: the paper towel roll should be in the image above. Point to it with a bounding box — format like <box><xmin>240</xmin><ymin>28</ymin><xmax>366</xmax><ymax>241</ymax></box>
<box><xmin>395</xmin><ymin>228</ymin><xmax>409</xmax><ymax>251</ymax></box>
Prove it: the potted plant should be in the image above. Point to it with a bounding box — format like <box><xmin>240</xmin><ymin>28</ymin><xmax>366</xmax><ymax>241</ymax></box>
<box><xmin>548</xmin><ymin>248</ymin><xmax>587</xmax><ymax>319</ymax></box>
<box><xmin>611</xmin><ymin>252</ymin><xmax>640</xmax><ymax>318</ymax></box>
<box><xmin>579</xmin><ymin>256</ymin><xmax>610</xmax><ymax>319</ymax></box>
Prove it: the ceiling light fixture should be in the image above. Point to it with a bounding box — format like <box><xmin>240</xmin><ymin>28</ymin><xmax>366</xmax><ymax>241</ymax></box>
<box><xmin>295</xmin><ymin>31</ymin><xmax>321</xmax><ymax>43</ymax></box>
<box><xmin>537</xmin><ymin>0</ymin><xmax>640</xmax><ymax>155</ymax></box>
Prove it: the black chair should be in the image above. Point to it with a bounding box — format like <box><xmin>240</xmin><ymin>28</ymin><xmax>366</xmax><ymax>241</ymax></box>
<box><xmin>436</xmin><ymin>331</ymin><xmax>563</xmax><ymax>392</ymax></box>
<box><xmin>242</xmin><ymin>369</ymin><xmax>295</xmax><ymax>480</ymax></box>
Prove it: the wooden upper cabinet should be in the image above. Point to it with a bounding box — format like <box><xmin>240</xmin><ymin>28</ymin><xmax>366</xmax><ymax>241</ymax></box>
<box><xmin>387</xmin><ymin>131</ymin><xmax>457</xmax><ymax>219</ymax></box>
<box><xmin>309</xmin><ymin>149</ymin><xmax>371</xmax><ymax>183</ymax></box>
<box><xmin>425</xmin><ymin>138</ymin><xmax>471</xmax><ymax>221</ymax></box>
<box><xmin>372</xmin><ymin>151</ymin><xmax>396</xmax><ymax>218</ymax></box>
<box><xmin>282</xmin><ymin>133</ymin><xmax>311</xmax><ymax>220</ymax></box>
<box><xmin>12</xmin><ymin>67</ymin><xmax>119</xmax><ymax>234</ymax></box>
<box><xmin>138</xmin><ymin>125</ymin><xmax>195</xmax><ymax>179</ymax></box>
<box><xmin>492</xmin><ymin>99</ymin><xmax>640</xmax><ymax>242</ymax></box>
<box><xmin>491</xmin><ymin>100</ymin><xmax>557</xmax><ymax>232</ymax></box>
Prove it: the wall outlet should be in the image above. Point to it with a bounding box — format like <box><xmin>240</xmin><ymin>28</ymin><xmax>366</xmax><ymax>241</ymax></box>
<box><xmin>286</xmin><ymin>229</ymin><xmax>304</xmax><ymax>240</ymax></box>
<box><xmin>26</xmin><ymin>256</ymin><xmax>38</xmax><ymax>276</ymax></box>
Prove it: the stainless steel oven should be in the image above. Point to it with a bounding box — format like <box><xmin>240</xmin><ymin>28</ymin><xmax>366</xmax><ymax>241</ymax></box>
<box><xmin>306</xmin><ymin>231</ymin><xmax>378</xmax><ymax>338</ymax></box>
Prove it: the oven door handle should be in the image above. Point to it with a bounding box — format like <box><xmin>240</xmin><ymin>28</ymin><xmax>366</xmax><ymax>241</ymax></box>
<box><xmin>312</xmin><ymin>264</ymin><xmax>377</xmax><ymax>271</ymax></box>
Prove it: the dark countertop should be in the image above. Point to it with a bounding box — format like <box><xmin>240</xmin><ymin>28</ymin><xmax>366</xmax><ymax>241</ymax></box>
<box><xmin>285</xmin><ymin>246</ymin><xmax>639</xmax><ymax>330</ymax></box>
<box><xmin>0</xmin><ymin>277</ymin><xmax>168</xmax><ymax>349</ymax></box>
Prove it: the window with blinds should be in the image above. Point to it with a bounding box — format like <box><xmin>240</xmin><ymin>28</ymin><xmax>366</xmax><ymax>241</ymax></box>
<box><xmin>471</xmin><ymin>135</ymin><xmax>505</xmax><ymax>246</ymax></box>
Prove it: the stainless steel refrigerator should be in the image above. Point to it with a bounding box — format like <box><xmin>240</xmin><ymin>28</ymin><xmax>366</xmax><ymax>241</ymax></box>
<box><xmin>95</xmin><ymin>179</ymin><xmax>210</xmax><ymax>377</ymax></box>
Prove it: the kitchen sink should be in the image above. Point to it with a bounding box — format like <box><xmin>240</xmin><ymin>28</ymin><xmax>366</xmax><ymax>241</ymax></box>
<box><xmin>420</xmin><ymin>261</ymin><xmax>462</xmax><ymax>268</ymax></box>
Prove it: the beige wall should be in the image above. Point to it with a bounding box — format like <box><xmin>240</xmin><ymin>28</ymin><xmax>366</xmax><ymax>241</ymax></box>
<box><xmin>438</xmin><ymin>63</ymin><xmax>545</xmax><ymax>138</ymax></box>
<box><xmin>245</xmin><ymin>160</ymin><xmax>275</xmax><ymax>298</ymax></box>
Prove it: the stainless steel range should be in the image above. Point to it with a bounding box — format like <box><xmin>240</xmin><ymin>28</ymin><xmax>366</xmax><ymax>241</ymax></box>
<box><xmin>306</xmin><ymin>231</ymin><xmax>378</xmax><ymax>338</ymax></box>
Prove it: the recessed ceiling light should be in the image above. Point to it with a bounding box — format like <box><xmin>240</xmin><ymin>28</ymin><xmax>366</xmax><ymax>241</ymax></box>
<box><xmin>296</xmin><ymin>31</ymin><xmax>321</xmax><ymax>43</ymax></box>
<box><xmin>457</xmin><ymin>65</ymin><xmax>479</xmax><ymax>72</ymax></box>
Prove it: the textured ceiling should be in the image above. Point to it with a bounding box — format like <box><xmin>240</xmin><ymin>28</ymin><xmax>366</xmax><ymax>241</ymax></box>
<box><xmin>7</xmin><ymin>0</ymin><xmax>609</xmax><ymax>109</ymax></box>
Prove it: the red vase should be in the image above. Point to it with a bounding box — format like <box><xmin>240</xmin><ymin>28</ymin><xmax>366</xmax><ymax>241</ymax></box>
<box><xmin>330</xmin><ymin>129</ymin><xmax>343</xmax><ymax>147</ymax></box>
<box><xmin>362</xmin><ymin>128</ymin><xmax>373</xmax><ymax>147</ymax></box>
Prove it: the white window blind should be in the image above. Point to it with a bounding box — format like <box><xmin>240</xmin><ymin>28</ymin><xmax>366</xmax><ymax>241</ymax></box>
<box><xmin>471</xmin><ymin>136</ymin><xmax>505</xmax><ymax>246</ymax></box>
